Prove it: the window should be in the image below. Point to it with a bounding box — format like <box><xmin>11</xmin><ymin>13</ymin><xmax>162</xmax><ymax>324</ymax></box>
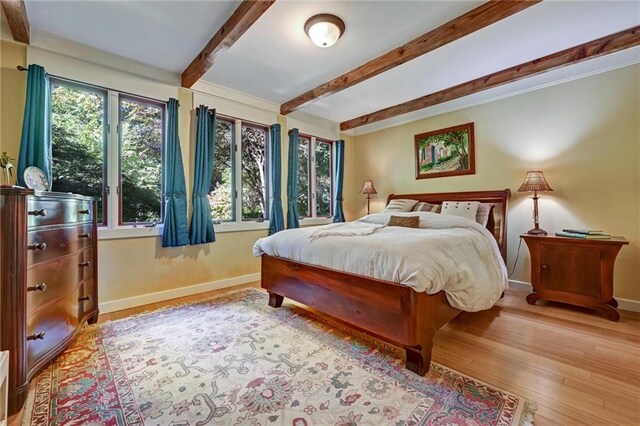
<box><xmin>50</xmin><ymin>77</ymin><xmax>165</xmax><ymax>230</ymax></box>
<box><xmin>51</xmin><ymin>81</ymin><xmax>107</xmax><ymax>225</ymax></box>
<box><xmin>208</xmin><ymin>116</ymin><xmax>269</xmax><ymax>224</ymax></box>
<box><xmin>297</xmin><ymin>134</ymin><xmax>334</xmax><ymax>219</ymax></box>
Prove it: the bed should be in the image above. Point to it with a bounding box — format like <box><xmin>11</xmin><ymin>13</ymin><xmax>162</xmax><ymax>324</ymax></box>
<box><xmin>255</xmin><ymin>189</ymin><xmax>510</xmax><ymax>375</ymax></box>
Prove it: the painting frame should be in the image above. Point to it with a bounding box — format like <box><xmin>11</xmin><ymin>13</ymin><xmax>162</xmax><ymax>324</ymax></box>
<box><xmin>414</xmin><ymin>122</ymin><xmax>475</xmax><ymax>180</ymax></box>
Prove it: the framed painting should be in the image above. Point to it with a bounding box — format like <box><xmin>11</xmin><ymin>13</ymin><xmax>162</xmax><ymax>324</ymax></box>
<box><xmin>414</xmin><ymin>122</ymin><xmax>475</xmax><ymax>179</ymax></box>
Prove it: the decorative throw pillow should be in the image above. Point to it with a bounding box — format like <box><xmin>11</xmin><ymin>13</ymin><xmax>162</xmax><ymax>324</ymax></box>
<box><xmin>413</xmin><ymin>202</ymin><xmax>442</xmax><ymax>213</ymax></box>
<box><xmin>383</xmin><ymin>199</ymin><xmax>418</xmax><ymax>213</ymax></box>
<box><xmin>476</xmin><ymin>203</ymin><xmax>494</xmax><ymax>227</ymax></box>
<box><xmin>441</xmin><ymin>201</ymin><xmax>480</xmax><ymax>222</ymax></box>
<box><xmin>387</xmin><ymin>215</ymin><xmax>420</xmax><ymax>228</ymax></box>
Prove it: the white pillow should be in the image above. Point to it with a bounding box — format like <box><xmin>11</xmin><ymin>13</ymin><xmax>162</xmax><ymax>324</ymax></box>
<box><xmin>441</xmin><ymin>201</ymin><xmax>480</xmax><ymax>222</ymax></box>
<box><xmin>383</xmin><ymin>199</ymin><xmax>418</xmax><ymax>213</ymax></box>
<box><xmin>476</xmin><ymin>203</ymin><xmax>493</xmax><ymax>227</ymax></box>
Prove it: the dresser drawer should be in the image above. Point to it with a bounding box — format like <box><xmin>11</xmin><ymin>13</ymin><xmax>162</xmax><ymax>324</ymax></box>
<box><xmin>78</xmin><ymin>279</ymin><xmax>97</xmax><ymax>321</ymax></box>
<box><xmin>27</xmin><ymin>198</ymin><xmax>93</xmax><ymax>228</ymax></box>
<box><xmin>26</xmin><ymin>291</ymin><xmax>79</xmax><ymax>370</ymax></box>
<box><xmin>27</xmin><ymin>224</ymin><xmax>93</xmax><ymax>266</ymax></box>
<box><xmin>27</xmin><ymin>255</ymin><xmax>81</xmax><ymax>314</ymax></box>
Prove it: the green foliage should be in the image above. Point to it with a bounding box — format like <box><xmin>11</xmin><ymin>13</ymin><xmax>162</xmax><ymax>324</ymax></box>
<box><xmin>241</xmin><ymin>126</ymin><xmax>267</xmax><ymax>220</ymax></box>
<box><xmin>50</xmin><ymin>84</ymin><xmax>105</xmax><ymax>222</ymax></box>
<box><xmin>315</xmin><ymin>142</ymin><xmax>332</xmax><ymax>217</ymax></box>
<box><xmin>420</xmin><ymin>154</ymin><xmax>456</xmax><ymax>172</ymax></box>
<box><xmin>297</xmin><ymin>138</ymin><xmax>309</xmax><ymax>216</ymax></box>
<box><xmin>209</xmin><ymin>120</ymin><xmax>234</xmax><ymax>222</ymax></box>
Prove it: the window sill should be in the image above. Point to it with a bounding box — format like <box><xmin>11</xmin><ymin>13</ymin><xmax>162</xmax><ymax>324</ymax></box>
<box><xmin>300</xmin><ymin>217</ymin><xmax>333</xmax><ymax>227</ymax></box>
<box><xmin>98</xmin><ymin>225</ymin><xmax>164</xmax><ymax>240</ymax></box>
<box><xmin>96</xmin><ymin>221</ymin><xmax>273</xmax><ymax>241</ymax></box>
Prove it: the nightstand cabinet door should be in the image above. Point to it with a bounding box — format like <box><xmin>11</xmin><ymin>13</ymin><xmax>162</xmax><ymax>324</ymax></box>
<box><xmin>539</xmin><ymin>244</ymin><xmax>601</xmax><ymax>297</ymax></box>
<box><xmin>521</xmin><ymin>234</ymin><xmax>628</xmax><ymax>321</ymax></box>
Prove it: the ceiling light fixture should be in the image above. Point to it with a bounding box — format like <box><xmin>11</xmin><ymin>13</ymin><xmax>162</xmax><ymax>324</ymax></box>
<box><xmin>304</xmin><ymin>14</ymin><xmax>345</xmax><ymax>48</ymax></box>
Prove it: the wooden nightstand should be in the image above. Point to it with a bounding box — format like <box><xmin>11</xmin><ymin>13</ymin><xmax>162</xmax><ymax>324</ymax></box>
<box><xmin>521</xmin><ymin>234</ymin><xmax>628</xmax><ymax>321</ymax></box>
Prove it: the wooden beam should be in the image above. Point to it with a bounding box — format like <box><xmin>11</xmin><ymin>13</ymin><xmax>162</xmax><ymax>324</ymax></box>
<box><xmin>341</xmin><ymin>26</ymin><xmax>640</xmax><ymax>131</ymax></box>
<box><xmin>280</xmin><ymin>0</ymin><xmax>540</xmax><ymax>115</ymax></box>
<box><xmin>1</xmin><ymin>0</ymin><xmax>29</xmax><ymax>44</ymax></box>
<box><xmin>181</xmin><ymin>0</ymin><xmax>275</xmax><ymax>88</ymax></box>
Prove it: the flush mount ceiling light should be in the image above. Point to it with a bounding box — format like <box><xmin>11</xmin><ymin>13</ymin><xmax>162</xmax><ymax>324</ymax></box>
<box><xmin>304</xmin><ymin>14</ymin><xmax>345</xmax><ymax>48</ymax></box>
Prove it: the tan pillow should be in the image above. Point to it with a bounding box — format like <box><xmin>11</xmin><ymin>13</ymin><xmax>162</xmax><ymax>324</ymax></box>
<box><xmin>383</xmin><ymin>199</ymin><xmax>418</xmax><ymax>213</ymax></box>
<box><xmin>476</xmin><ymin>203</ymin><xmax>494</xmax><ymax>227</ymax></box>
<box><xmin>413</xmin><ymin>202</ymin><xmax>442</xmax><ymax>213</ymax></box>
<box><xmin>387</xmin><ymin>215</ymin><xmax>420</xmax><ymax>228</ymax></box>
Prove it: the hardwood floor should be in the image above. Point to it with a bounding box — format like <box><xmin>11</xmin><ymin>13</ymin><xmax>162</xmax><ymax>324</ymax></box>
<box><xmin>10</xmin><ymin>283</ymin><xmax>640</xmax><ymax>425</ymax></box>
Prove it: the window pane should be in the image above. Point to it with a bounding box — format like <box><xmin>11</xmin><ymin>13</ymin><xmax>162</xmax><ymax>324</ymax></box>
<box><xmin>297</xmin><ymin>137</ymin><xmax>310</xmax><ymax>217</ymax></box>
<box><xmin>315</xmin><ymin>141</ymin><xmax>332</xmax><ymax>217</ymax></box>
<box><xmin>50</xmin><ymin>82</ymin><xmax>106</xmax><ymax>224</ymax></box>
<box><xmin>241</xmin><ymin>125</ymin><xmax>268</xmax><ymax>221</ymax></box>
<box><xmin>119</xmin><ymin>98</ymin><xmax>163</xmax><ymax>224</ymax></box>
<box><xmin>209</xmin><ymin>119</ymin><xmax>234</xmax><ymax>222</ymax></box>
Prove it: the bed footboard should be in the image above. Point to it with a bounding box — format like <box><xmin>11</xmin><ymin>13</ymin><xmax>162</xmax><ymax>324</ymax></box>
<box><xmin>261</xmin><ymin>254</ymin><xmax>460</xmax><ymax>375</ymax></box>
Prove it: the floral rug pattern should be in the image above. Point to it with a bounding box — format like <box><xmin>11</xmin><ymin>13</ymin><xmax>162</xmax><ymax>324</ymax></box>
<box><xmin>23</xmin><ymin>289</ymin><xmax>535</xmax><ymax>425</ymax></box>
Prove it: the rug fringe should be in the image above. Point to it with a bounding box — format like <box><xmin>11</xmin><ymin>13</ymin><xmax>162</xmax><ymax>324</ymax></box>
<box><xmin>520</xmin><ymin>400</ymin><xmax>538</xmax><ymax>426</ymax></box>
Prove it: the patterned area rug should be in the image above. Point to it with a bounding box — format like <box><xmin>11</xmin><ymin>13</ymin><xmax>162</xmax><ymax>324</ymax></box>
<box><xmin>23</xmin><ymin>289</ymin><xmax>535</xmax><ymax>425</ymax></box>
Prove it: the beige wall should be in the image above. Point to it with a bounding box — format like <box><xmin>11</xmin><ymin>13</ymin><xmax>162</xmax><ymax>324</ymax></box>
<box><xmin>352</xmin><ymin>64</ymin><xmax>640</xmax><ymax>301</ymax></box>
<box><xmin>0</xmin><ymin>40</ymin><xmax>26</xmax><ymax>160</ymax></box>
<box><xmin>0</xmin><ymin>39</ymin><xmax>356</xmax><ymax>305</ymax></box>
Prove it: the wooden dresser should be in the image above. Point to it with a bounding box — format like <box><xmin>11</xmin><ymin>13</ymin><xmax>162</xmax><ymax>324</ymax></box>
<box><xmin>0</xmin><ymin>188</ymin><xmax>98</xmax><ymax>414</ymax></box>
<box><xmin>521</xmin><ymin>234</ymin><xmax>628</xmax><ymax>321</ymax></box>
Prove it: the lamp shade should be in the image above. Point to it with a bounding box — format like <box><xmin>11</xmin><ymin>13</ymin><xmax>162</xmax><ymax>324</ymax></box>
<box><xmin>360</xmin><ymin>180</ymin><xmax>377</xmax><ymax>194</ymax></box>
<box><xmin>518</xmin><ymin>170</ymin><xmax>553</xmax><ymax>192</ymax></box>
<box><xmin>305</xmin><ymin>14</ymin><xmax>345</xmax><ymax>48</ymax></box>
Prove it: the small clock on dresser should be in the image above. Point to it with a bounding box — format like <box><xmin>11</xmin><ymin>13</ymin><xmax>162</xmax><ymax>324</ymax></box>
<box><xmin>521</xmin><ymin>234</ymin><xmax>628</xmax><ymax>321</ymax></box>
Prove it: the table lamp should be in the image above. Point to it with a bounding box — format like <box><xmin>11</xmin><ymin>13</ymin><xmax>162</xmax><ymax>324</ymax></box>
<box><xmin>360</xmin><ymin>180</ymin><xmax>377</xmax><ymax>215</ymax></box>
<box><xmin>518</xmin><ymin>170</ymin><xmax>553</xmax><ymax>235</ymax></box>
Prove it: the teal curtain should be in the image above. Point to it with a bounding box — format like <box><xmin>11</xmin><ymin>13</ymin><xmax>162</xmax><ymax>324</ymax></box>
<box><xmin>332</xmin><ymin>139</ymin><xmax>346</xmax><ymax>223</ymax></box>
<box><xmin>268</xmin><ymin>123</ymin><xmax>284</xmax><ymax>235</ymax></box>
<box><xmin>286</xmin><ymin>128</ymin><xmax>300</xmax><ymax>229</ymax></box>
<box><xmin>17</xmin><ymin>64</ymin><xmax>51</xmax><ymax>188</ymax></box>
<box><xmin>162</xmin><ymin>99</ymin><xmax>189</xmax><ymax>247</ymax></box>
<box><xmin>189</xmin><ymin>105</ymin><xmax>216</xmax><ymax>245</ymax></box>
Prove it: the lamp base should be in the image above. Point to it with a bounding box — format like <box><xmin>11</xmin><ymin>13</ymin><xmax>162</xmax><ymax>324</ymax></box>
<box><xmin>526</xmin><ymin>227</ymin><xmax>548</xmax><ymax>236</ymax></box>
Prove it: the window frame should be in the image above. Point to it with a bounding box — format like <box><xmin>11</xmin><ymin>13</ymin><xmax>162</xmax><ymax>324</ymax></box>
<box><xmin>210</xmin><ymin>114</ymin><xmax>271</xmax><ymax>229</ymax></box>
<box><xmin>297</xmin><ymin>132</ymin><xmax>334</xmax><ymax>221</ymax></box>
<box><xmin>49</xmin><ymin>77</ymin><xmax>110</xmax><ymax>226</ymax></box>
<box><xmin>117</xmin><ymin>94</ymin><xmax>167</xmax><ymax>226</ymax></box>
<box><xmin>49</xmin><ymin>76</ymin><xmax>168</xmax><ymax>239</ymax></box>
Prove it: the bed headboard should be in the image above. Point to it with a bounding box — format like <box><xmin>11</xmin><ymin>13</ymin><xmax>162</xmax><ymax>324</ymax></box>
<box><xmin>386</xmin><ymin>189</ymin><xmax>511</xmax><ymax>261</ymax></box>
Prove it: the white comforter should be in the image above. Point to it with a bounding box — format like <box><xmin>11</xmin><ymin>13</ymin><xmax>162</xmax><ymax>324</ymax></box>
<box><xmin>253</xmin><ymin>212</ymin><xmax>508</xmax><ymax>312</ymax></box>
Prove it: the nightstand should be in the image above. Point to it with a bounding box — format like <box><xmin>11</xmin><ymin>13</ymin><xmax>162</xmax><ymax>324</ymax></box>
<box><xmin>521</xmin><ymin>234</ymin><xmax>628</xmax><ymax>321</ymax></box>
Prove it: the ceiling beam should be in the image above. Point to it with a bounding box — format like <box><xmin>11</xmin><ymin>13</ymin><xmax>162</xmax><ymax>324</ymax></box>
<box><xmin>181</xmin><ymin>0</ymin><xmax>275</xmax><ymax>88</ymax></box>
<box><xmin>1</xmin><ymin>0</ymin><xmax>30</xmax><ymax>44</ymax></box>
<box><xmin>341</xmin><ymin>25</ymin><xmax>640</xmax><ymax>131</ymax></box>
<box><xmin>280</xmin><ymin>0</ymin><xmax>541</xmax><ymax>116</ymax></box>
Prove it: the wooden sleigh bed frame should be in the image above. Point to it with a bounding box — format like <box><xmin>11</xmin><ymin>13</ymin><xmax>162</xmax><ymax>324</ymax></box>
<box><xmin>262</xmin><ymin>189</ymin><xmax>511</xmax><ymax>375</ymax></box>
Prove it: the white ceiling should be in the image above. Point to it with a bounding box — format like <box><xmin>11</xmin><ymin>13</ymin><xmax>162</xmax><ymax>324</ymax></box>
<box><xmin>14</xmin><ymin>1</ymin><xmax>640</xmax><ymax>134</ymax></box>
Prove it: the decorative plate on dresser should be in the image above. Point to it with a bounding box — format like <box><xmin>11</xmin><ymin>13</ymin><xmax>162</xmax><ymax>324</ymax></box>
<box><xmin>0</xmin><ymin>188</ymin><xmax>98</xmax><ymax>415</ymax></box>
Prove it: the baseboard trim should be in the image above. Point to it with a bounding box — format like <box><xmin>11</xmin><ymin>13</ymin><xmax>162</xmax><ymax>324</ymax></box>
<box><xmin>508</xmin><ymin>279</ymin><xmax>640</xmax><ymax>313</ymax></box>
<box><xmin>99</xmin><ymin>273</ymin><xmax>261</xmax><ymax>314</ymax></box>
<box><xmin>508</xmin><ymin>279</ymin><xmax>533</xmax><ymax>292</ymax></box>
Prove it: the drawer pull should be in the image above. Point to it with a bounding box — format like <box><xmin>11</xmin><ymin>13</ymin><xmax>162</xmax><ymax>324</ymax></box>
<box><xmin>27</xmin><ymin>242</ymin><xmax>47</xmax><ymax>251</ymax></box>
<box><xmin>79</xmin><ymin>233</ymin><xmax>91</xmax><ymax>239</ymax></box>
<box><xmin>79</xmin><ymin>295</ymin><xmax>91</xmax><ymax>302</ymax></box>
<box><xmin>27</xmin><ymin>332</ymin><xmax>46</xmax><ymax>341</ymax></box>
<box><xmin>28</xmin><ymin>208</ymin><xmax>47</xmax><ymax>217</ymax></box>
<box><xmin>78</xmin><ymin>209</ymin><xmax>90</xmax><ymax>215</ymax></box>
<box><xmin>27</xmin><ymin>283</ymin><xmax>47</xmax><ymax>292</ymax></box>
<box><xmin>541</xmin><ymin>264</ymin><xmax>549</xmax><ymax>270</ymax></box>
<box><xmin>79</xmin><ymin>261</ymin><xmax>91</xmax><ymax>267</ymax></box>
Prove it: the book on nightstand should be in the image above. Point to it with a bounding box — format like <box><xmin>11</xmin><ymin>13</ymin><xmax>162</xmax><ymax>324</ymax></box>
<box><xmin>562</xmin><ymin>229</ymin><xmax>604</xmax><ymax>235</ymax></box>
<box><xmin>556</xmin><ymin>231</ymin><xmax>610</xmax><ymax>239</ymax></box>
